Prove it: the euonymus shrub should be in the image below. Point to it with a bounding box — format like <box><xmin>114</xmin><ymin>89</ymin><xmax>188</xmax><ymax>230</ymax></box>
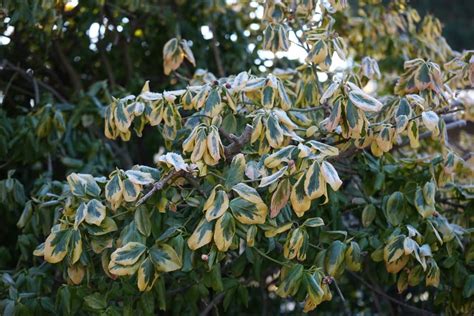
<box><xmin>13</xmin><ymin>0</ymin><xmax>474</xmax><ymax>314</ymax></box>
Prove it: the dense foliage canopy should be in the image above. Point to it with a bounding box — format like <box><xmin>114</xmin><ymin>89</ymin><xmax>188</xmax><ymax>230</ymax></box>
<box><xmin>1</xmin><ymin>0</ymin><xmax>473</xmax><ymax>315</ymax></box>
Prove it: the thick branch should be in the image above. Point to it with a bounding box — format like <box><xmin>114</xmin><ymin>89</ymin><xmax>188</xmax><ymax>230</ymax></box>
<box><xmin>221</xmin><ymin>124</ymin><xmax>253</xmax><ymax>159</ymax></box>
<box><xmin>136</xmin><ymin>169</ymin><xmax>186</xmax><ymax>206</ymax></box>
<box><xmin>199</xmin><ymin>292</ymin><xmax>225</xmax><ymax>316</ymax></box>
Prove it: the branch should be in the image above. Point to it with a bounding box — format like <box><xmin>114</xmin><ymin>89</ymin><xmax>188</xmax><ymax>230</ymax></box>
<box><xmin>199</xmin><ymin>292</ymin><xmax>225</xmax><ymax>316</ymax></box>
<box><xmin>136</xmin><ymin>169</ymin><xmax>186</xmax><ymax>206</ymax></box>
<box><xmin>52</xmin><ymin>41</ymin><xmax>83</xmax><ymax>93</ymax></box>
<box><xmin>221</xmin><ymin>124</ymin><xmax>253</xmax><ymax>159</ymax></box>
<box><xmin>349</xmin><ymin>272</ymin><xmax>437</xmax><ymax>315</ymax></box>
<box><xmin>183</xmin><ymin>173</ymin><xmax>206</xmax><ymax>197</ymax></box>
<box><xmin>2</xmin><ymin>60</ymin><xmax>69</xmax><ymax>104</ymax></box>
<box><xmin>209</xmin><ymin>22</ymin><xmax>225</xmax><ymax>78</ymax></box>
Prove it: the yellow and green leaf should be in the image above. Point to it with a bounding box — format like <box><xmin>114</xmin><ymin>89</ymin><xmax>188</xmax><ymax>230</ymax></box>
<box><xmin>205</xmin><ymin>190</ymin><xmax>229</xmax><ymax>221</ymax></box>
<box><xmin>149</xmin><ymin>243</ymin><xmax>182</xmax><ymax>272</ymax></box>
<box><xmin>187</xmin><ymin>218</ymin><xmax>214</xmax><ymax>250</ymax></box>
<box><xmin>213</xmin><ymin>212</ymin><xmax>236</xmax><ymax>252</ymax></box>
<box><xmin>110</xmin><ymin>242</ymin><xmax>147</xmax><ymax>266</ymax></box>
<box><xmin>137</xmin><ymin>257</ymin><xmax>160</xmax><ymax>292</ymax></box>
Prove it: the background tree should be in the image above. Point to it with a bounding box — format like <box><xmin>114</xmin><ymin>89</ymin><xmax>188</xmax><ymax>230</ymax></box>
<box><xmin>0</xmin><ymin>0</ymin><xmax>473</xmax><ymax>315</ymax></box>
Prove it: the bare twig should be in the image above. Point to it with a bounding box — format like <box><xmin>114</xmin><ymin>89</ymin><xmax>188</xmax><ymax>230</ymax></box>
<box><xmin>349</xmin><ymin>272</ymin><xmax>437</xmax><ymax>315</ymax></box>
<box><xmin>136</xmin><ymin>169</ymin><xmax>186</xmax><ymax>206</ymax></box>
<box><xmin>2</xmin><ymin>60</ymin><xmax>69</xmax><ymax>104</ymax></box>
<box><xmin>183</xmin><ymin>173</ymin><xmax>206</xmax><ymax>197</ymax></box>
<box><xmin>221</xmin><ymin>124</ymin><xmax>253</xmax><ymax>159</ymax></box>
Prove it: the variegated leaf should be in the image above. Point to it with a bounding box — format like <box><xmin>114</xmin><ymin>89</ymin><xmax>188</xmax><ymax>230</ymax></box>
<box><xmin>290</xmin><ymin>174</ymin><xmax>311</xmax><ymax>217</ymax></box>
<box><xmin>384</xmin><ymin>235</ymin><xmax>406</xmax><ymax>264</ymax></box>
<box><xmin>205</xmin><ymin>190</ymin><xmax>229</xmax><ymax>221</ymax></box>
<box><xmin>304</xmin><ymin>161</ymin><xmax>325</xmax><ymax>200</ymax></box>
<box><xmin>232</xmin><ymin>183</ymin><xmax>265</xmax><ymax>205</ymax></box>
<box><xmin>105</xmin><ymin>174</ymin><xmax>124</xmax><ymax>210</ymax></box>
<box><xmin>259</xmin><ymin>166</ymin><xmax>287</xmax><ymax>188</ymax></box>
<box><xmin>137</xmin><ymin>257</ymin><xmax>160</xmax><ymax>292</ymax></box>
<box><xmin>149</xmin><ymin>244</ymin><xmax>182</xmax><ymax>272</ymax></box>
<box><xmin>85</xmin><ymin>199</ymin><xmax>106</xmax><ymax>226</ymax></box>
<box><xmin>265</xmin><ymin>113</ymin><xmax>284</xmax><ymax>148</ymax></box>
<box><xmin>44</xmin><ymin>229</ymin><xmax>72</xmax><ymax>264</ymax></box>
<box><xmin>325</xmin><ymin>240</ymin><xmax>347</xmax><ymax>276</ymax></box>
<box><xmin>123</xmin><ymin>179</ymin><xmax>141</xmax><ymax>202</ymax></box>
<box><xmin>213</xmin><ymin>212</ymin><xmax>235</xmax><ymax>252</ymax></box>
<box><xmin>320</xmin><ymin>161</ymin><xmax>342</xmax><ymax>191</ymax></box>
<box><xmin>126</xmin><ymin>170</ymin><xmax>154</xmax><ymax>185</ymax></box>
<box><xmin>270</xmin><ymin>178</ymin><xmax>291</xmax><ymax>218</ymax></box>
<box><xmin>264</xmin><ymin>145</ymin><xmax>296</xmax><ymax>169</ymax></box>
<box><xmin>187</xmin><ymin>218</ymin><xmax>214</xmax><ymax>250</ymax></box>
<box><xmin>70</xmin><ymin>229</ymin><xmax>82</xmax><ymax>264</ymax></box>
<box><xmin>348</xmin><ymin>89</ymin><xmax>383</xmax><ymax>112</ymax></box>
<box><xmin>110</xmin><ymin>242</ymin><xmax>147</xmax><ymax>266</ymax></box>
<box><xmin>230</xmin><ymin>197</ymin><xmax>267</xmax><ymax>225</ymax></box>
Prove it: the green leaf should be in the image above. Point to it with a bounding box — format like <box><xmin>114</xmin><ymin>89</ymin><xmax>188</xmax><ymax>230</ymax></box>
<box><xmin>86</xmin><ymin>217</ymin><xmax>118</xmax><ymax>236</ymax></box>
<box><xmin>290</xmin><ymin>174</ymin><xmax>311</xmax><ymax>217</ymax></box>
<box><xmin>385</xmin><ymin>192</ymin><xmax>405</xmax><ymax>226</ymax></box>
<box><xmin>84</xmin><ymin>293</ymin><xmax>107</xmax><ymax>310</ymax></box>
<box><xmin>307</xmin><ymin>140</ymin><xmax>339</xmax><ymax>157</ymax></box>
<box><xmin>225</xmin><ymin>154</ymin><xmax>246</xmax><ymax>188</ymax></box>
<box><xmin>135</xmin><ymin>206</ymin><xmax>152</xmax><ymax>237</ymax></box>
<box><xmin>463</xmin><ymin>275</ymin><xmax>474</xmax><ymax>298</ymax></box>
<box><xmin>67</xmin><ymin>173</ymin><xmax>101</xmax><ymax>197</ymax></box>
<box><xmin>362</xmin><ymin>204</ymin><xmax>376</xmax><ymax>227</ymax></box>
<box><xmin>69</xmin><ymin>229</ymin><xmax>82</xmax><ymax>264</ymax></box>
<box><xmin>262</xmin><ymin>86</ymin><xmax>275</xmax><ymax>108</ymax></box>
